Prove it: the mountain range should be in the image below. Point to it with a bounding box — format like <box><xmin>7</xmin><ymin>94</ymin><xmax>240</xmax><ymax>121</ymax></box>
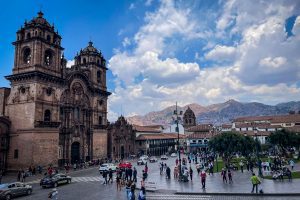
<box><xmin>126</xmin><ymin>99</ymin><xmax>300</xmax><ymax>126</ymax></box>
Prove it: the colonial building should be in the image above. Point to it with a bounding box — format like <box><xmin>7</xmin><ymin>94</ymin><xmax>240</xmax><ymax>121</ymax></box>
<box><xmin>0</xmin><ymin>12</ymin><xmax>110</xmax><ymax>170</ymax></box>
<box><xmin>107</xmin><ymin>116</ymin><xmax>135</xmax><ymax>160</ymax></box>
<box><xmin>183</xmin><ymin>107</ymin><xmax>196</xmax><ymax>129</ymax></box>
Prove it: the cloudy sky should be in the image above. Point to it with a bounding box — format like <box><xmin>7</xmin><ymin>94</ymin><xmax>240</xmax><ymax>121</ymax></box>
<box><xmin>1</xmin><ymin>0</ymin><xmax>300</xmax><ymax>121</ymax></box>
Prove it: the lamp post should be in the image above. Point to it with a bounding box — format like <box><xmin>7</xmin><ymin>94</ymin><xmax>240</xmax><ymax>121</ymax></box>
<box><xmin>174</xmin><ymin>102</ymin><xmax>183</xmax><ymax>181</ymax></box>
<box><xmin>254</xmin><ymin>128</ymin><xmax>262</xmax><ymax>177</ymax></box>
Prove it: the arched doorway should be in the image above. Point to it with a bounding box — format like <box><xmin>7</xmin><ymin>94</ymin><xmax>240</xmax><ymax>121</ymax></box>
<box><xmin>71</xmin><ymin>142</ymin><xmax>80</xmax><ymax>164</ymax></box>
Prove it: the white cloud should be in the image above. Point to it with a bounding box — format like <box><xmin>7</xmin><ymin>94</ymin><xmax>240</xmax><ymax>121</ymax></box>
<box><xmin>66</xmin><ymin>60</ymin><xmax>74</xmax><ymax>68</ymax></box>
<box><xmin>145</xmin><ymin>0</ymin><xmax>153</xmax><ymax>6</ymax></box>
<box><xmin>122</xmin><ymin>37</ymin><xmax>131</xmax><ymax>47</ymax></box>
<box><xmin>205</xmin><ymin>45</ymin><xmax>237</xmax><ymax>62</ymax></box>
<box><xmin>259</xmin><ymin>56</ymin><xmax>287</xmax><ymax>68</ymax></box>
<box><xmin>129</xmin><ymin>3</ymin><xmax>135</xmax><ymax>10</ymax></box>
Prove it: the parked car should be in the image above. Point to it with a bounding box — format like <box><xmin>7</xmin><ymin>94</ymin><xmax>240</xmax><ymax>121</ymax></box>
<box><xmin>170</xmin><ymin>153</ymin><xmax>177</xmax><ymax>157</ymax></box>
<box><xmin>137</xmin><ymin>158</ymin><xmax>147</xmax><ymax>165</ymax></box>
<box><xmin>140</xmin><ymin>155</ymin><xmax>149</xmax><ymax>160</ymax></box>
<box><xmin>99</xmin><ymin>163</ymin><xmax>118</xmax><ymax>173</ymax></box>
<box><xmin>161</xmin><ymin>155</ymin><xmax>168</xmax><ymax>160</ymax></box>
<box><xmin>40</xmin><ymin>174</ymin><xmax>71</xmax><ymax>188</ymax></box>
<box><xmin>149</xmin><ymin>156</ymin><xmax>158</xmax><ymax>163</ymax></box>
<box><xmin>118</xmin><ymin>162</ymin><xmax>132</xmax><ymax>169</ymax></box>
<box><xmin>0</xmin><ymin>182</ymin><xmax>32</xmax><ymax>200</ymax></box>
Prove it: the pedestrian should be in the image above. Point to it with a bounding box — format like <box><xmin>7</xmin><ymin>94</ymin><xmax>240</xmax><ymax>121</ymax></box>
<box><xmin>166</xmin><ymin>166</ymin><xmax>171</xmax><ymax>179</ymax></box>
<box><xmin>108</xmin><ymin>168</ymin><xmax>113</xmax><ymax>184</ymax></box>
<box><xmin>239</xmin><ymin>160</ymin><xmax>244</xmax><ymax>173</ymax></box>
<box><xmin>138</xmin><ymin>186</ymin><xmax>146</xmax><ymax>200</ymax></box>
<box><xmin>200</xmin><ymin>170</ymin><xmax>206</xmax><ymax>189</ymax></box>
<box><xmin>189</xmin><ymin>167</ymin><xmax>193</xmax><ymax>181</ymax></box>
<box><xmin>38</xmin><ymin>165</ymin><xmax>42</xmax><ymax>174</ymax></box>
<box><xmin>196</xmin><ymin>164</ymin><xmax>200</xmax><ymax>175</ymax></box>
<box><xmin>116</xmin><ymin>172</ymin><xmax>121</xmax><ymax>191</ymax></box>
<box><xmin>128</xmin><ymin>167</ymin><xmax>133</xmax><ymax>181</ymax></box>
<box><xmin>221</xmin><ymin>168</ymin><xmax>227</xmax><ymax>183</ymax></box>
<box><xmin>48</xmin><ymin>188</ymin><xmax>58</xmax><ymax>199</ymax></box>
<box><xmin>17</xmin><ymin>170</ymin><xmax>21</xmax><ymax>181</ymax></box>
<box><xmin>73</xmin><ymin>163</ymin><xmax>77</xmax><ymax>171</ymax></box>
<box><xmin>289</xmin><ymin>159</ymin><xmax>295</xmax><ymax>170</ymax></box>
<box><xmin>246</xmin><ymin>161</ymin><xmax>250</xmax><ymax>171</ymax></box>
<box><xmin>102</xmin><ymin>170</ymin><xmax>108</xmax><ymax>185</ymax></box>
<box><xmin>228</xmin><ymin>170</ymin><xmax>233</xmax><ymax>183</ymax></box>
<box><xmin>128</xmin><ymin>187</ymin><xmax>135</xmax><ymax>200</ymax></box>
<box><xmin>250</xmin><ymin>162</ymin><xmax>254</xmax><ymax>172</ymax></box>
<box><xmin>142</xmin><ymin>170</ymin><xmax>147</xmax><ymax>180</ymax></box>
<box><xmin>21</xmin><ymin>170</ymin><xmax>26</xmax><ymax>182</ymax></box>
<box><xmin>126</xmin><ymin>181</ymin><xmax>132</xmax><ymax>200</ymax></box>
<box><xmin>133</xmin><ymin>167</ymin><xmax>137</xmax><ymax>183</ymax></box>
<box><xmin>173</xmin><ymin>166</ymin><xmax>178</xmax><ymax>179</ymax></box>
<box><xmin>250</xmin><ymin>173</ymin><xmax>261</xmax><ymax>193</ymax></box>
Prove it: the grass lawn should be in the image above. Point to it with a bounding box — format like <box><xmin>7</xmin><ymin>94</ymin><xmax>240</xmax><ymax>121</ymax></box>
<box><xmin>263</xmin><ymin>171</ymin><xmax>300</xmax><ymax>179</ymax></box>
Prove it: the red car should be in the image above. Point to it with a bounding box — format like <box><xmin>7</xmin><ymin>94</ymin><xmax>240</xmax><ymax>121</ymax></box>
<box><xmin>118</xmin><ymin>162</ymin><xmax>132</xmax><ymax>169</ymax></box>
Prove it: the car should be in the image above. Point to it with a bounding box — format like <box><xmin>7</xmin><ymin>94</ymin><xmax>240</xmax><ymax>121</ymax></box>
<box><xmin>40</xmin><ymin>174</ymin><xmax>71</xmax><ymax>188</ymax></box>
<box><xmin>0</xmin><ymin>182</ymin><xmax>32</xmax><ymax>200</ymax></box>
<box><xmin>149</xmin><ymin>156</ymin><xmax>158</xmax><ymax>163</ymax></box>
<box><xmin>170</xmin><ymin>153</ymin><xmax>177</xmax><ymax>157</ymax></box>
<box><xmin>161</xmin><ymin>155</ymin><xmax>168</xmax><ymax>160</ymax></box>
<box><xmin>99</xmin><ymin>163</ymin><xmax>118</xmax><ymax>173</ymax></box>
<box><xmin>139</xmin><ymin>155</ymin><xmax>149</xmax><ymax>160</ymax></box>
<box><xmin>137</xmin><ymin>158</ymin><xmax>147</xmax><ymax>165</ymax></box>
<box><xmin>118</xmin><ymin>162</ymin><xmax>132</xmax><ymax>169</ymax></box>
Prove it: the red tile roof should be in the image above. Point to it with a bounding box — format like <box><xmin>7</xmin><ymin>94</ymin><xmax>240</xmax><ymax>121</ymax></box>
<box><xmin>186</xmin><ymin>124</ymin><xmax>213</xmax><ymax>132</ymax></box>
<box><xmin>133</xmin><ymin>125</ymin><xmax>162</xmax><ymax>133</ymax></box>
<box><xmin>234</xmin><ymin>114</ymin><xmax>300</xmax><ymax>124</ymax></box>
<box><xmin>221</xmin><ymin>124</ymin><xmax>232</xmax><ymax>128</ymax></box>
<box><xmin>136</xmin><ymin>133</ymin><xmax>184</xmax><ymax>140</ymax></box>
<box><xmin>187</xmin><ymin>132</ymin><xmax>216</xmax><ymax>139</ymax></box>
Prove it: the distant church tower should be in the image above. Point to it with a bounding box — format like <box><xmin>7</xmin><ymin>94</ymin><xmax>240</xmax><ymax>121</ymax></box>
<box><xmin>183</xmin><ymin>107</ymin><xmax>196</xmax><ymax>128</ymax></box>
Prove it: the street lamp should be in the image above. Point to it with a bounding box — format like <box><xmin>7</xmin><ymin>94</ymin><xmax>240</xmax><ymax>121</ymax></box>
<box><xmin>254</xmin><ymin>128</ymin><xmax>262</xmax><ymax>177</ymax></box>
<box><xmin>173</xmin><ymin>102</ymin><xmax>183</xmax><ymax>180</ymax></box>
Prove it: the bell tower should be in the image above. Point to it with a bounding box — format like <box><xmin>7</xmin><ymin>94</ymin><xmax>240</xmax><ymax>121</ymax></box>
<box><xmin>12</xmin><ymin>11</ymin><xmax>64</xmax><ymax>77</ymax></box>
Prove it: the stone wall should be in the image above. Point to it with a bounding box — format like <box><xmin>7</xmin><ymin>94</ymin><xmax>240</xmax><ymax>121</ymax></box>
<box><xmin>93</xmin><ymin>129</ymin><xmax>107</xmax><ymax>159</ymax></box>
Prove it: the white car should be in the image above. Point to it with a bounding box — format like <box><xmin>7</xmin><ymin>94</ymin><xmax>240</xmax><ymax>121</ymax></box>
<box><xmin>140</xmin><ymin>155</ymin><xmax>149</xmax><ymax>160</ymax></box>
<box><xmin>137</xmin><ymin>158</ymin><xmax>147</xmax><ymax>165</ymax></box>
<box><xmin>170</xmin><ymin>153</ymin><xmax>177</xmax><ymax>157</ymax></box>
<box><xmin>149</xmin><ymin>156</ymin><xmax>158</xmax><ymax>163</ymax></box>
<box><xmin>161</xmin><ymin>155</ymin><xmax>168</xmax><ymax>160</ymax></box>
<box><xmin>99</xmin><ymin>163</ymin><xmax>117</xmax><ymax>173</ymax></box>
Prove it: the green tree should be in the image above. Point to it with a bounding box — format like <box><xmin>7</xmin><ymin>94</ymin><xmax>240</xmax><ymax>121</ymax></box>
<box><xmin>208</xmin><ymin>132</ymin><xmax>256</xmax><ymax>165</ymax></box>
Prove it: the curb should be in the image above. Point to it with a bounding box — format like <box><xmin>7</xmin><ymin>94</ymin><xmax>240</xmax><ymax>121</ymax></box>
<box><xmin>175</xmin><ymin>192</ymin><xmax>300</xmax><ymax>196</ymax></box>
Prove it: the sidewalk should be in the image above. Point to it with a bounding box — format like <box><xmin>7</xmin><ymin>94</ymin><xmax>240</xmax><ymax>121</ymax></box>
<box><xmin>1</xmin><ymin>165</ymin><xmax>98</xmax><ymax>184</ymax></box>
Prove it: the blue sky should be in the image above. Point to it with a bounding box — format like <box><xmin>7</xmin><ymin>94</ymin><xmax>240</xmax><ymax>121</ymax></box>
<box><xmin>1</xmin><ymin>0</ymin><xmax>300</xmax><ymax>121</ymax></box>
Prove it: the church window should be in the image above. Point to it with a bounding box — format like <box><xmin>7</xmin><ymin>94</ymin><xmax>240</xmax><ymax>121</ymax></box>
<box><xmin>23</xmin><ymin>48</ymin><xmax>31</xmax><ymax>64</ymax></box>
<box><xmin>99</xmin><ymin>116</ymin><xmax>102</xmax><ymax>125</ymax></box>
<box><xmin>185</xmin><ymin>119</ymin><xmax>188</xmax><ymax>124</ymax></box>
<box><xmin>83</xmin><ymin>58</ymin><xmax>86</xmax><ymax>64</ymax></box>
<box><xmin>46</xmin><ymin>35</ymin><xmax>51</xmax><ymax>42</ymax></box>
<box><xmin>20</xmin><ymin>87</ymin><xmax>26</xmax><ymax>94</ymax></box>
<box><xmin>14</xmin><ymin>149</ymin><xmax>19</xmax><ymax>159</ymax></box>
<box><xmin>97</xmin><ymin>71</ymin><xmax>101</xmax><ymax>82</ymax></box>
<box><xmin>26</xmin><ymin>32</ymin><xmax>31</xmax><ymax>39</ymax></box>
<box><xmin>99</xmin><ymin>99</ymin><xmax>103</xmax><ymax>106</ymax></box>
<box><xmin>97</xmin><ymin>59</ymin><xmax>100</xmax><ymax>65</ymax></box>
<box><xmin>44</xmin><ymin>109</ymin><xmax>51</xmax><ymax>122</ymax></box>
<box><xmin>46</xmin><ymin>87</ymin><xmax>52</xmax><ymax>96</ymax></box>
<box><xmin>44</xmin><ymin>50</ymin><xmax>53</xmax><ymax>66</ymax></box>
<box><xmin>189</xmin><ymin>119</ymin><xmax>192</xmax><ymax>123</ymax></box>
<box><xmin>74</xmin><ymin>107</ymin><xmax>80</xmax><ymax>120</ymax></box>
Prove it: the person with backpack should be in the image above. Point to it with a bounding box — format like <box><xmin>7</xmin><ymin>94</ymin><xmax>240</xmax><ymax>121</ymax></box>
<box><xmin>138</xmin><ymin>186</ymin><xmax>146</xmax><ymax>200</ymax></box>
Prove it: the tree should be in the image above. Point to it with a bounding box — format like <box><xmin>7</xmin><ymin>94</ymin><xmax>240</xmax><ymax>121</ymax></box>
<box><xmin>267</xmin><ymin>129</ymin><xmax>299</xmax><ymax>156</ymax></box>
<box><xmin>208</xmin><ymin>132</ymin><xmax>256</xmax><ymax>165</ymax></box>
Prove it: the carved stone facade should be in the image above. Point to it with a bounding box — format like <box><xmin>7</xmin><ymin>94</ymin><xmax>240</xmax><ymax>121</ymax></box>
<box><xmin>107</xmin><ymin>116</ymin><xmax>136</xmax><ymax>159</ymax></box>
<box><xmin>1</xmin><ymin>12</ymin><xmax>110</xmax><ymax>170</ymax></box>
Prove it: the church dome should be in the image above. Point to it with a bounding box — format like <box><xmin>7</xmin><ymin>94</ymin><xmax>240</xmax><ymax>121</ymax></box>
<box><xmin>26</xmin><ymin>11</ymin><xmax>53</xmax><ymax>30</ymax></box>
<box><xmin>81</xmin><ymin>41</ymin><xmax>101</xmax><ymax>55</ymax></box>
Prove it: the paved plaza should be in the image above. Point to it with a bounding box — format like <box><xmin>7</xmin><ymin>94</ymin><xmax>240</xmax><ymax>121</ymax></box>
<box><xmin>1</xmin><ymin>157</ymin><xmax>300</xmax><ymax>199</ymax></box>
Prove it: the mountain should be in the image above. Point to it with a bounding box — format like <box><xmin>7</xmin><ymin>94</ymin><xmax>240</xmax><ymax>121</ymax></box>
<box><xmin>126</xmin><ymin>100</ymin><xmax>300</xmax><ymax>126</ymax></box>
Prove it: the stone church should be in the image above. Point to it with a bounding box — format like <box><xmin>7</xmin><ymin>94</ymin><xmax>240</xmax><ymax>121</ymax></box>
<box><xmin>0</xmin><ymin>11</ymin><xmax>110</xmax><ymax>171</ymax></box>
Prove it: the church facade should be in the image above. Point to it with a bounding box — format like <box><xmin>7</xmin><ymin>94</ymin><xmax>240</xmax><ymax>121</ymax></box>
<box><xmin>0</xmin><ymin>12</ymin><xmax>110</xmax><ymax>171</ymax></box>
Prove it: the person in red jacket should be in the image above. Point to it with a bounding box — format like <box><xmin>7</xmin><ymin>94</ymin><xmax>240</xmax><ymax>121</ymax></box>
<box><xmin>200</xmin><ymin>170</ymin><xmax>206</xmax><ymax>189</ymax></box>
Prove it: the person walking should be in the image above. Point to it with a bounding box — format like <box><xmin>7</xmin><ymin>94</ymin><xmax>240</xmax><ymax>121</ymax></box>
<box><xmin>246</xmin><ymin>161</ymin><xmax>250</xmax><ymax>171</ymax></box>
<box><xmin>108</xmin><ymin>169</ymin><xmax>113</xmax><ymax>184</ymax></box>
<box><xmin>228</xmin><ymin>170</ymin><xmax>233</xmax><ymax>183</ymax></box>
<box><xmin>102</xmin><ymin>170</ymin><xmax>108</xmax><ymax>185</ymax></box>
<box><xmin>128</xmin><ymin>186</ymin><xmax>135</xmax><ymax>200</ymax></box>
<box><xmin>116</xmin><ymin>172</ymin><xmax>121</xmax><ymax>191</ymax></box>
<box><xmin>138</xmin><ymin>186</ymin><xmax>146</xmax><ymax>200</ymax></box>
<box><xmin>221</xmin><ymin>168</ymin><xmax>227</xmax><ymax>183</ymax></box>
<box><xmin>200</xmin><ymin>170</ymin><xmax>206</xmax><ymax>189</ymax></box>
<box><xmin>48</xmin><ymin>188</ymin><xmax>58</xmax><ymax>199</ymax></box>
<box><xmin>174</xmin><ymin>166</ymin><xmax>178</xmax><ymax>179</ymax></box>
<box><xmin>126</xmin><ymin>181</ymin><xmax>132</xmax><ymax>200</ymax></box>
<box><xmin>239</xmin><ymin>160</ymin><xmax>244</xmax><ymax>173</ymax></box>
<box><xmin>133</xmin><ymin>167</ymin><xmax>137</xmax><ymax>183</ymax></box>
<box><xmin>290</xmin><ymin>159</ymin><xmax>295</xmax><ymax>170</ymax></box>
<box><xmin>17</xmin><ymin>170</ymin><xmax>21</xmax><ymax>181</ymax></box>
<box><xmin>189</xmin><ymin>167</ymin><xmax>193</xmax><ymax>181</ymax></box>
<box><xmin>251</xmin><ymin>173</ymin><xmax>261</xmax><ymax>193</ymax></box>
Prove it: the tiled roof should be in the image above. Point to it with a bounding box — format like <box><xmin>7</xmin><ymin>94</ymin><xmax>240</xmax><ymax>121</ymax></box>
<box><xmin>187</xmin><ymin>132</ymin><xmax>215</xmax><ymax>139</ymax></box>
<box><xmin>221</xmin><ymin>124</ymin><xmax>232</xmax><ymax>128</ymax></box>
<box><xmin>235</xmin><ymin>123</ymin><xmax>281</xmax><ymax>129</ymax></box>
<box><xmin>234</xmin><ymin>114</ymin><xmax>300</xmax><ymax>124</ymax></box>
<box><xmin>186</xmin><ymin>124</ymin><xmax>213</xmax><ymax>132</ymax></box>
<box><xmin>133</xmin><ymin>125</ymin><xmax>162</xmax><ymax>133</ymax></box>
<box><xmin>136</xmin><ymin>133</ymin><xmax>183</xmax><ymax>140</ymax></box>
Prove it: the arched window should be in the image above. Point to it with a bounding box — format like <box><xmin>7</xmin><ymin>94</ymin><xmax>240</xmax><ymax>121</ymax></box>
<box><xmin>83</xmin><ymin>58</ymin><xmax>86</xmax><ymax>64</ymax></box>
<box><xmin>98</xmin><ymin>116</ymin><xmax>102</xmax><ymax>125</ymax></box>
<box><xmin>23</xmin><ymin>48</ymin><xmax>31</xmax><ymax>64</ymax></box>
<box><xmin>46</xmin><ymin>35</ymin><xmax>51</xmax><ymax>42</ymax></box>
<box><xmin>44</xmin><ymin>50</ymin><xmax>53</xmax><ymax>66</ymax></box>
<box><xmin>97</xmin><ymin>59</ymin><xmax>100</xmax><ymax>65</ymax></box>
<box><xmin>26</xmin><ymin>32</ymin><xmax>31</xmax><ymax>39</ymax></box>
<box><xmin>44</xmin><ymin>110</ymin><xmax>51</xmax><ymax>122</ymax></box>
